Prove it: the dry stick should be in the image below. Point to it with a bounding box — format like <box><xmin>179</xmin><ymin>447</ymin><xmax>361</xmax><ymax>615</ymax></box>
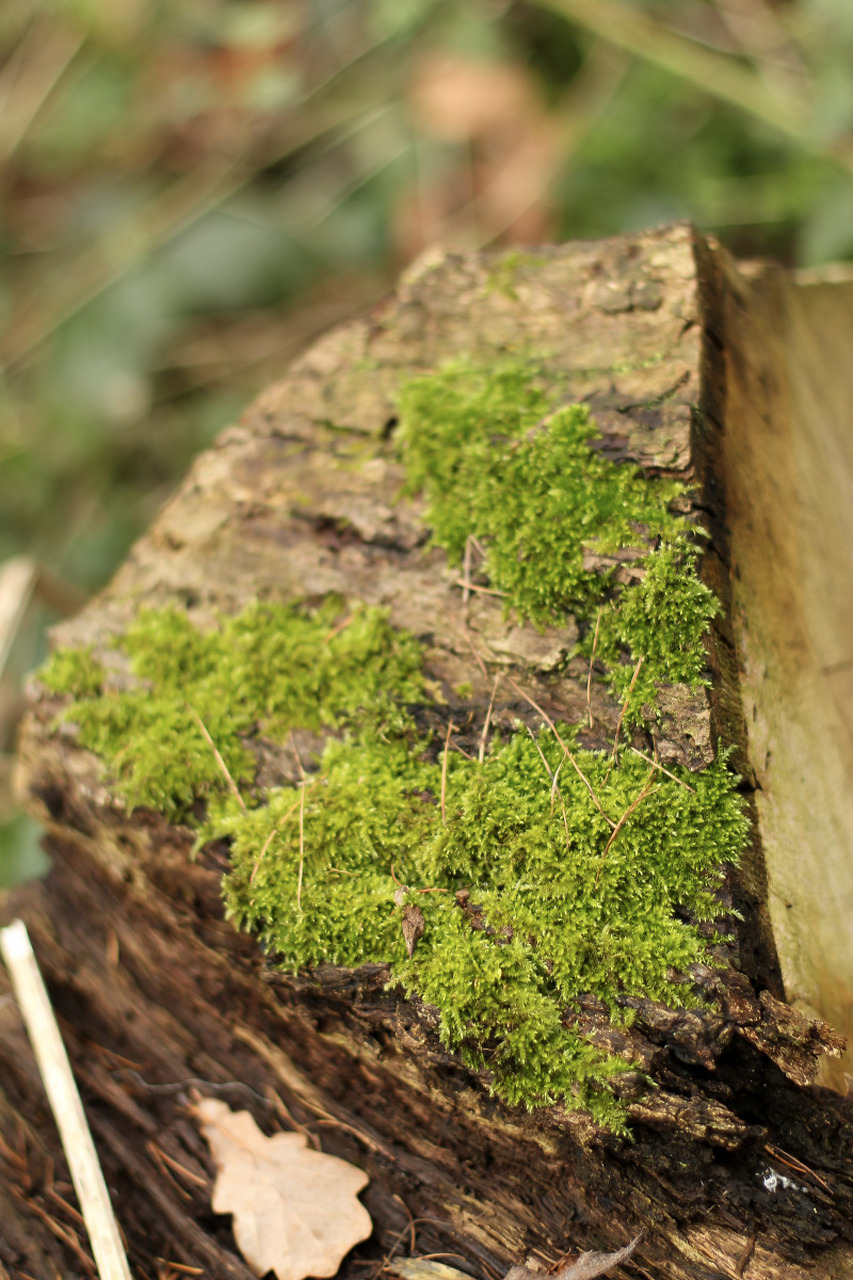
<box><xmin>0</xmin><ymin>920</ymin><xmax>133</xmax><ymax>1280</ymax></box>
<box><xmin>478</xmin><ymin>674</ymin><xmax>499</xmax><ymax>765</ymax></box>
<box><xmin>526</xmin><ymin>728</ymin><xmax>571</xmax><ymax>848</ymax></box>
<box><xmin>586</xmin><ymin>607</ymin><xmax>602</xmax><ymax>728</ymax></box>
<box><xmin>628</xmin><ymin>745</ymin><xmax>696</xmax><ymax>793</ymax></box>
<box><xmin>440</xmin><ymin>720</ymin><xmax>454</xmax><ymax>825</ymax></box>
<box><xmin>461</xmin><ymin>535</ymin><xmax>472</xmax><ymax>605</ymax></box>
<box><xmin>595</xmin><ymin>773</ymin><xmax>659</xmax><ymax>886</ymax></box>
<box><xmin>185</xmin><ymin>704</ymin><xmax>247</xmax><ymax>815</ymax></box>
<box><xmin>507</xmin><ymin>677</ymin><xmax>616</xmax><ymax>829</ymax></box>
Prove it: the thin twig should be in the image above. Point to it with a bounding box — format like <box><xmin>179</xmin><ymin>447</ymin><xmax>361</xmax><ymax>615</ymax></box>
<box><xmin>297</xmin><ymin>779</ymin><xmax>306</xmax><ymax>913</ymax></box>
<box><xmin>250</xmin><ymin>776</ymin><xmax>324</xmax><ymax>884</ymax></box>
<box><xmin>764</xmin><ymin>1143</ymin><xmax>831</xmax><ymax>1194</ymax></box>
<box><xmin>461</xmin><ymin>536</ymin><xmax>472</xmax><ymax>605</ymax></box>
<box><xmin>526</xmin><ymin>726</ymin><xmax>554</xmax><ymax>782</ymax></box>
<box><xmin>550</xmin><ymin>758</ymin><xmax>565</xmax><ymax>813</ymax></box>
<box><xmin>628</xmin><ymin>745</ymin><xmax>696</xmax><ymax>793</ymax></box>
<box><xmin>586</xmin><ymin>607</ymin><xmax>602</xmax><ymax>728</ymax></box>
<box><xmin>290</xmin><ymin>737</ymin><xmax>308</xmax><ymax>914</ymax></box>
<box><xmin>526</xmin><ymin>728</ymin><xmax>570</xmax><ymax>847</ymax></box>
<box><xmin>595</xmin><ymin>773</ymin><xmax>659</xmax><ymax>886</ymax></box>
<box><xmin>507</xmin><ymin>677</ymin><xmax>616</xmax><ymax>828</ymax></box>
<box><xmin>250</xmin><ymin>823</ymin><xmax>282</xmax><ymax>885</ymax></box>
<box><xmin>440</xmin><ymin>720</ymin><xmax>453</xmax><ymax>825</ymax></box>
<box><xmin>542</xmin><ymin>0</ymin><xmax>806</xmax><ymax>142</ymax></box>
<box><xmin>186</xmin><ymin>704</ymin><xmax>247</xmax><ymax>814</ymax></box>
<box><xmin>479</xmin><ymin>674</ymin><xmax>499</xmax><ymax>764</ymax></box>
<box><xmin>454</xmin><ymin>579</ymin><xmax>507</xmax><ymax>597</ymax></box>
<box><xmin>610</xmin><ymin>656</ymin><xmax>644</xmax><ymax>760</ymax></box>
<box><xmin>461</xmin><ymin>628</ymin><xmax>489</xmax><ymax>677</ymax></box>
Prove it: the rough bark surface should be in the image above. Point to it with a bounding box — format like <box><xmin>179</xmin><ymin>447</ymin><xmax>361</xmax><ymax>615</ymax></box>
<box><xmin>1</xmin><ymin>223</ymin><xmax>852</xmax><ymax>1280</ymax></box>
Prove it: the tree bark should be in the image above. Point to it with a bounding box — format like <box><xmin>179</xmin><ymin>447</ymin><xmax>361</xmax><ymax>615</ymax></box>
<box><xmin>2</xmin><ymin>223</ymin><xmax>853</xmax><ymax>1280</ymax></box>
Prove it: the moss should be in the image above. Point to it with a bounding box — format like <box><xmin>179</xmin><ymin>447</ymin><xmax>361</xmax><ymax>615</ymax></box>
<box><xmin>203</xmin><ymin>716</ymin><xmax>746</xmax><ymax>1128</ymax></box>
<box><xmin>40</xmin><ymin>601</ymin><xmax>425</xmax><ymax>822</ymax></box>
<box><xmin>37</xmin><ymin>361</ymin><xmax>747</xmax><ymax>1128</ymax></box>
<box><xmin>40</xmin><ymin>645</ymin><xmax>105</xmax><ymax>697</ymax></box>
<box><xmin>397</xmin><ymin>359</ymin><xmax>716</xmax><ymax>716</ymax></box>
<box><xmin>485</xmin><ymin>249</ymin><xmax>549</xmax><ymax>300</ymax></box>
<box><xmin>586</xmin><ymin>541</ymin><xmax>721</xmax><ymax>722</ymax></box>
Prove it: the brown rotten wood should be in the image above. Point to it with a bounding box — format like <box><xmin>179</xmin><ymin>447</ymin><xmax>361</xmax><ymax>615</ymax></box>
<box><xmin>2</xmin><ymin>223</ymin><xmax>853</xmax><ymax>1280</ymax></box>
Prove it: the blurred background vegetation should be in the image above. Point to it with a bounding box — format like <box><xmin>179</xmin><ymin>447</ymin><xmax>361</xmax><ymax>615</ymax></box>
<box><xmin>2</xmin><ymin>0</ymin><xmax>853</xmax><ymax>882</ymax></box>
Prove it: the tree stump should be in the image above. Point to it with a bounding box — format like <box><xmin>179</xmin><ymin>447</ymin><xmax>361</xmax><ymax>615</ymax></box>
<box><xmin>2</xmin><ymin>223</ymin><xmax>853</xmax><ymax>1280</ymax></box>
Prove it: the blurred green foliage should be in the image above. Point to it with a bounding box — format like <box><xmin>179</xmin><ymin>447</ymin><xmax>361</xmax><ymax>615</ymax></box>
<box><xmin>2</xmin><ymin>0</ymin><xmax>853</xmax><ymax>881</ymax></box>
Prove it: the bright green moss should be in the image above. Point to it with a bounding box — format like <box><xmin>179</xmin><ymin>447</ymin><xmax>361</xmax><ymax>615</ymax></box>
<box><xmin>584</xmin><ymin>542</ymin><xmax>721</xmax><ymax>724</ymax></box>
<box><xmin>397</xmin><ymin>360</ymin><xmax>687</xmax><ymax>622</ymax></box>
<box><xmin>39</xmin><ymin>645</ymin><xmax>106</xmax><ymax>697</ymax></box>
<box><xmin>213</xmin><ymin>726</ymin><xmax>746</xmax><ymax>1129</ymax></box>
<box><xmin>40</xmin><ymin>601</ymin><xmax>425</xmax><ymax>822</ymax></box>
<box><xmin>37</xmin><ymin>361</ymin><xmax>747</xmax><ymax>1128</ymax></box>
<box><xmin>397</xmin><ymin>359</ymin><xmax>718</xmax><ymax>715</ymax></box>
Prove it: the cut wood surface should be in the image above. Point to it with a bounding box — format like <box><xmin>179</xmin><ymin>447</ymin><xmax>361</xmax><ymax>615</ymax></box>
<box><xmin>1</xmin><ymin>223</ymin><xmax>852</xmax><ymax>1280</ymax></box>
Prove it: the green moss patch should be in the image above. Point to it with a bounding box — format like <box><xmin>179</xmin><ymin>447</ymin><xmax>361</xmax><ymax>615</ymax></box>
<box><xmin>398</xmin><ymin>360</ymin><xmax>719</xmax><ymax>719</ymax></box>
<box><xmin>41</xmin><ymin>602</ymin><xmax>424</xmax><ymax>822</ymax></box>
<box><xmin>38</xmin><ymin>360</ymin><xmax>746</xmax><ymax>1128</ymax></box>
<box><xmin>217</xmin><ymin>729</ymin><xmax>745</xmax><ymax>1128</ymax></box>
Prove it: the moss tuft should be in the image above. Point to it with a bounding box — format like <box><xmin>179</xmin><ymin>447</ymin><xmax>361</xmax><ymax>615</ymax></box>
<box><xmin>40</xmin><ymin>601</ymin><xmax>424</xmax><ymax>822</ymax></box>
<box><xmin>40</xmin><ymin>645</ymin><xmax>105</xmax><ymax>697</ymax></box>
<box><xmin>212</xmin><ymin>724</ymin><xmax>746</xmax><ymax>1127</ymax></box>
<box><xmin>397</xmin><ymin>359</ymin><xmax>716</xmax><ymax>715</ymax></box>
<box><xmin>585</xmin><ymin>541</ymin><xmax>721</xmax><ymax>723</ymax></box>
<box><xmin>397</xmin><ymin>360</ymin><xmax>687</xmax><ymax>622</ymax></box>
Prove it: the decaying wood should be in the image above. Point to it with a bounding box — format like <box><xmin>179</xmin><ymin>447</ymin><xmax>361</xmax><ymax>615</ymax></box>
<box><xmin>2</xmin><ymin>223</ymin><xmax>852</xmax><ymax>1279</ymax></box>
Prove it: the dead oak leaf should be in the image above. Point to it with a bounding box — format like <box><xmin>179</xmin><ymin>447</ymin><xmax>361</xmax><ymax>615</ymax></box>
<box><xmin>505</xmin><ymin>1234</ymin><xmax>643</xmax><ymax>1280</ymax></box>
<box><xmin>193</xmin><ymin>1097</ymin><xmax>372</xmax><ymax>1280</ymax></box>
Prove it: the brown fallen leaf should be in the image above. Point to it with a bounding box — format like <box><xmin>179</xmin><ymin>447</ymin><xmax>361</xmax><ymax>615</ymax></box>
<box><xmin>401</xmin><ymin>903</ymin><xmax>425</xmax><ymax>957</ymax></box>
<box><xmin>193</xmin><ymin>1097</ymin><xmax>372</xmax><ymax>1280</ymax></box>
<box><xmin>505</xmin><ymin>1234</ymin><xmax>643</xmax><ymax>1280</ymax></box>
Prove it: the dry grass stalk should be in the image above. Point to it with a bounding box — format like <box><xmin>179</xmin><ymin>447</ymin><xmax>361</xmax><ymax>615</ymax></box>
<box><xmin>507</xmin><ymin>677</ymin><xmax>615</xmax><ymax>829</ymax></box>
<box><xmin>186</xmin><ymin>704</ymin><xmax>247</xmax><ymax>815</ymax></box>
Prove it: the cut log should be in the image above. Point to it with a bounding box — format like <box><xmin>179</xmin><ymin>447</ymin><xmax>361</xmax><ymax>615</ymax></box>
<box><xmin>2</xmin><ymin>223</ymin><xmax>852</xmax><ymax>1280</ymax></box>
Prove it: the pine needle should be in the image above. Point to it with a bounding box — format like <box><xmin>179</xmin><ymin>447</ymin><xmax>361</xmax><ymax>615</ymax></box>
<box><xmin>186</xmin><ymin>703</ymin><xmax>247</xmax><ymax>814</ymax></box>
<box><xmin>611</xmin><ymin>656</ymin><xmax>644</xmax><ymax>760</ymax></box>
<box><xmin>628</xmin><ymin>745</ymin><xmax>696</xmax><ymax>793</ymax></box>
<box><xmin>478</xmin><ymin>674</ymin><xmax>499</xmax><ymax>765</ymax></box>
<box><xmin>586</xmin><ymin>607</ymin><xmax>602</xmax><ymax>728</ymax></box>
<box><xmin>441</xmin><ymin>719</ymin><xmax>453</xmax><ymax>825</ymax></box>
<box><xmin>596</xmin><ymin>771</ymin><xmax>659</xmax><ymax>886</ymax></box>
<box><xmin>526</xmin><ymin>727</ymin><xmax>570</xmax><ymax>847</ymax></box>
<box><xmin>507</xmin><ymin>677</ymin><xmax>616</xmax><ymax>829</ymax></box>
